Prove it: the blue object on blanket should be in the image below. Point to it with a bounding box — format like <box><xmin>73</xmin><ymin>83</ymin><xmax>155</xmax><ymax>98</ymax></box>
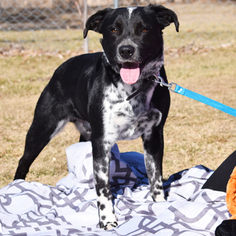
<box><xmin>110</xmin><ymin>144</ymin><xmax>148</xmax><ymax>188</ymax></box>
<box><xmin>120</xmin><ymin>152</ymin><xmax>149</xmax><ymax>187</ymax></box>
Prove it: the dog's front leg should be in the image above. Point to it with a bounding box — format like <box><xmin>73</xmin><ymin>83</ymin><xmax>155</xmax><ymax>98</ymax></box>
<box><xmin>142</xmin><ymin>125</ymin><xmax>165</xmax><ymax>202</ymax></box>
<box><xmin>92</xmin><ymin>139</ymin><xmax>118</xmax><ymax>230</ymax></box>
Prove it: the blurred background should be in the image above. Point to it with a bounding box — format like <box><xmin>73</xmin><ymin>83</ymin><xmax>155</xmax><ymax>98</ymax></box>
<box><xmin>0</xmin><ymin>0</ymin><xmax>235</xmax><ymax>187</ymax></box>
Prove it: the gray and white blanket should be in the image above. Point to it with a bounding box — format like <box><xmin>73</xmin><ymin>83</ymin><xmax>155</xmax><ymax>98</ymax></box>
<box><xmin>0</xmin><ymin>142</ymin><xmax>230</xmax><ymax>235</ymax></box>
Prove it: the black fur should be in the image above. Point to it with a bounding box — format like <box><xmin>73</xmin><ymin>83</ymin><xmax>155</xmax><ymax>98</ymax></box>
<box><xmin>14</xmin><ymin>5</ymin><xmax>179</xmax><ymax>230</ymax></box>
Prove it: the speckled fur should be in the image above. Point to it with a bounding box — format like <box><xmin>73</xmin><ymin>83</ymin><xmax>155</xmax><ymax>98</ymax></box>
<box><xmin>14</xmin><ymin>5</ymin><xmax>179</xmax><ymax>230</ymax></box>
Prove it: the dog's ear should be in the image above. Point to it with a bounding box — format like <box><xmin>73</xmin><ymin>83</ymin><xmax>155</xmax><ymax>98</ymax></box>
<box><xmin>149</xmin><ymin>4</ymin><xmax>179</xmax><ymax>32</ymax></box>
<box><xmin>83</xmin><ymin>8</ymin><xmax>112</xmax><ymax>38</ymax></box>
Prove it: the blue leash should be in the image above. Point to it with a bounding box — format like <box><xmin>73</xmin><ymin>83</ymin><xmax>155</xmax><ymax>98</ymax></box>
<box><xmin>156</xmin><ymin>75</ymin><xmax>236</xmax><ymax>117</ymax></box>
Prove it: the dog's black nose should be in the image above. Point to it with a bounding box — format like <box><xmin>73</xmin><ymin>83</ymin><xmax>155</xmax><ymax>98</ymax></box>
<box><xmin>119</xmin><ymin>45</ymin><xmax>135</xmax><ymax>59</ymax></box>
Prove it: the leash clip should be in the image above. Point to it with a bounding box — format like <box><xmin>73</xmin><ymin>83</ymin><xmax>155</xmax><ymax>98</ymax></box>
<box><xmin>154</xmin><ymin>75</ymin><xmax>175</xmax><ymax>90</ymax></box>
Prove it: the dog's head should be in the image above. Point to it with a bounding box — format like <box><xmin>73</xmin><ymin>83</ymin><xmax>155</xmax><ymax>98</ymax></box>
<box><xmin>84</xmin><ymin>5</ymin><xmax>179</xmax><ymax>85</ymax></box>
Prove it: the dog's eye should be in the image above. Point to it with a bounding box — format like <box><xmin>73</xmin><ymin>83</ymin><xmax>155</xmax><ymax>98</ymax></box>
<box><xmin>111</xmin><ymin>28</ymin><xmax>118</xmax><ymax>34</ymax></box>
<box><xmin>141</xmin><ymin>28</ymin><xmax>149</xmax><ymax>33</ymax></box>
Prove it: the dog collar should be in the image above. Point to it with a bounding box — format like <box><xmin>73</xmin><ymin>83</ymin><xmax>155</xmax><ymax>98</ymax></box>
<box><xmin>126</xmin><ymin>79</ymin><xmax>153</xmax><ymax>101</ymax></box>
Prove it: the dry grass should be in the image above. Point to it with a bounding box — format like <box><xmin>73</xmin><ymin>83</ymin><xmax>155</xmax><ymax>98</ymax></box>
<box><xmin>0</xmin><ymin>2</ymin><xmax>236</xmax><ymax>187</ymax></box>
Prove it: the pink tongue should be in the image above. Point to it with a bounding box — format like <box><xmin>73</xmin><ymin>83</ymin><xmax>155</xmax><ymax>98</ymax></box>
<box><xmin>120</xmin><ymin>63</ymin><xmax>140</xmax><ymax>84</ymax></box>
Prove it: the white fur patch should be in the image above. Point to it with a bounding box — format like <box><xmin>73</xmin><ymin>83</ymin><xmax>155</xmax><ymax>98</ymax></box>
<box><xmin>101</xmin><ymin>79</ymin><xmax>162</xmax><ymax>229</ymax></box>
<box><xmin>50</xmin><ymin>120</ymin><xmax>68</xmax><ymax>139</ymax></box>
<box><xmin>127</xmin><ymin>7</ymin><xmax>137</xmax><ymax>19</ymax></box>
<box><xmin>97</xmin><ymin>193</ymin><xmax>117</xmax><ymax>228</ymax></box>
<box><xmin>102</xmin><ymin>81</ymin><xmax>161</xmax><ymax>145</ymax></box>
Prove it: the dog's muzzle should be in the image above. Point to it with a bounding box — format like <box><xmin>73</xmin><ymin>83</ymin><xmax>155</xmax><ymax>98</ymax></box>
<box><xmin>118</xmin><ymin>44</ymin><xmax>141</xmax><ymax>85</ymax></box>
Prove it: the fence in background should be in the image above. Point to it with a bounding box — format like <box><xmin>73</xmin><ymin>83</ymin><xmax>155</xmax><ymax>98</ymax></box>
<box><xmin>0</xmin><ymin>0</ymin><xmax>234</xmax><ymax>31</ymax></box>
<box><xmin>1</xmin><ymin>0</ymin><xmax>117</xmax><ymax>31</ymax></box>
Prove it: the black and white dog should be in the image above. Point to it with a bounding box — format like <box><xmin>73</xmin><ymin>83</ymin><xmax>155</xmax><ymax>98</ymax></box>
<box><xmin>14</xmin><ymin>5</ymin><xmax>179</xmax><ymax>230</ymax></box>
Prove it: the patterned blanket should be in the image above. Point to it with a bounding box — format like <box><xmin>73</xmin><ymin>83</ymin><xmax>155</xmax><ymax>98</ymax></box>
<box><xmin>0</xmin><ymin>142</ymin><xmax>229</xmax><ymax>236</ymax></box>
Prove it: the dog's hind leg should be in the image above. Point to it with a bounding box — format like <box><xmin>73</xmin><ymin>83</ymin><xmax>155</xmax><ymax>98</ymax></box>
<box><xmin>74</xmin><ymin>119</ymin><xmax>92</xmax><ymax>142</ymax></box>
<box><xmin>14</xmin><ymin>118</ymin><xmax>68</xmax><ymax>180</ymax></box>
<box><xmin>14</xmin><ymin>90</ymin><xmax>69</xmax><ymax>180</ymax></box>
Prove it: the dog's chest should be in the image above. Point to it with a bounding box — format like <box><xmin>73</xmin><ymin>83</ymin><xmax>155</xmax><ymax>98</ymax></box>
<box><xmin>102</xmin><ymin>82</ymin><xmax>159</xmax><ymax>141</ymax></box>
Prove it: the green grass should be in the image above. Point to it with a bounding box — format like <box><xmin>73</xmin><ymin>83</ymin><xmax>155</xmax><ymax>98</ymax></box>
<box><xmin>0</xmin><ymin>29</ymin><xmax>85</xmax><ymax>51</ymax></box>
<box><xmin>0</xmin><ymin>2</ymin><xmax>236</xmax><ymax>187</ymax></box>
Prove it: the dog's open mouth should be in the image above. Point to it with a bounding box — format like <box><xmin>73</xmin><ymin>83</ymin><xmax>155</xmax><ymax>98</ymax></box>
<box><xmin>120</xmin><ymin>62</ymin><xmax>140</xmax><ymax>85</ymax></box>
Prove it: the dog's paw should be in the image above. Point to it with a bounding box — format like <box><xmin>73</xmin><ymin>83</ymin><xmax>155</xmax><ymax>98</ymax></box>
<box><xmin>104</xmin><ymin>221</ymin><xmax>118</xmax><ymax>230</ymax></box>
<box><xmin>151</xmin><ymin>189</ymin><xmax>165</xmax><ymax>202</ymax></box>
